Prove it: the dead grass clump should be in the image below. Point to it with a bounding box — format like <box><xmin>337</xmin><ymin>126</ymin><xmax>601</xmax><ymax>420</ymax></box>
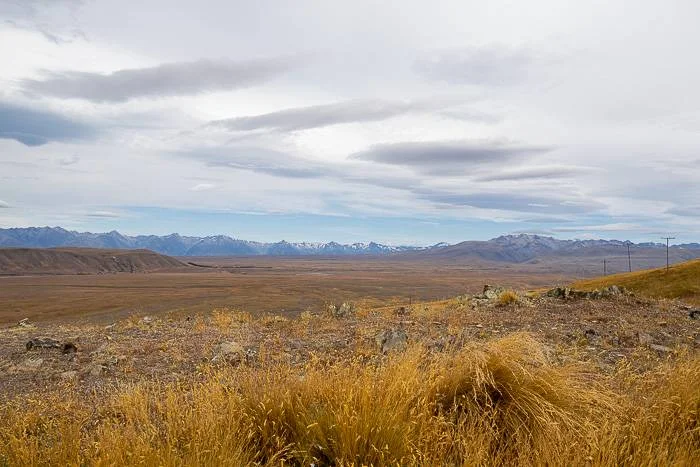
<box><xmin>496</xmin><ymin>289</ymin><xmax>519</xmax><ymax>306</ymax></box>
<box><xmin>1</xmin><ymin>334</ymin><xmax>698</xmax><ymax>465</ymax></box>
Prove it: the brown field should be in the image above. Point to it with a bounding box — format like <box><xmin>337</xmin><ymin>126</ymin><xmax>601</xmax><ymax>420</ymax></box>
<box><xmin>0</xmin><ymin>257</ymin><xmax>573</xmax><ymax>325</ymax></box>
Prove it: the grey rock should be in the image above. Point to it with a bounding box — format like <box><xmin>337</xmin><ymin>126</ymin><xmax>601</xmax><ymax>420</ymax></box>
<box><xmin>328</xmin><ymin>302</ymin><xmax>355</xmax><ymax>318</ymax></box>
<box><xmin>688</xmin><ymin>309</ymin><xmax>700</xmax><ymax>320</ymax></box>
<box><xmin>376</xmin><ymin>328</ymin><xmax>408</xmax><ymax>353</ymax></box>
<box><xmin>481</xmin><ymin>285</ymin><xmax>505</xmax><ymax>300</ymax></box>
<box><xmin>638</xmin><ymin>332</ymin><xmax>655</xmax><ymax>346</ymax></box>
<box><xmin>212</xmin><ymin>341</ymin><xmax>257</xmax><ymax>366</ymax></box>
<box><xmin>26</xmin><ymin>338</ymin><xmax>61</xmax><ymax>351</ymax></box>
<box><xmin>649</xmin><ymin>344</ymin><xmax>673</xmax><ymax>353</ymax></box>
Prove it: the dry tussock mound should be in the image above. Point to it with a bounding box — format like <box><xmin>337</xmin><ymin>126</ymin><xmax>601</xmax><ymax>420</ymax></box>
<box><xmin>1</xmin><ymin>333</ymin><xmax>698</xmax><ymax>466</ymax></box>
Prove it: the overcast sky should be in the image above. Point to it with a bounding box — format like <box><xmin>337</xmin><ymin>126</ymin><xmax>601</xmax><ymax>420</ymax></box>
<box><xmin>1</xmin><ymin>0</ymin><xmax>699</xmax><ymax>244</ymax></box>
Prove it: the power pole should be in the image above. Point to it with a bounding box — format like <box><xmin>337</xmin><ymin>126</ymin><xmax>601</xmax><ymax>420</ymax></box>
<box><xmin>627</xmin><ymin>243</ymin><xmax>632</xmax><ymax>272</ymax></box>
<box><xmin>661</xmin><ymin>237</ymin><xmax>676</xmax><ymax>270</ymax></box>
<box><xmin>603</xmin><ymin>258</ymin><xmax>607</xmax><ymax>276</ymax></box>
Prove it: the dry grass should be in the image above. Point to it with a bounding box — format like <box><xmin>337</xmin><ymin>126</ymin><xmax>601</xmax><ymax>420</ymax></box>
<box><xmin>573</xmin><ymin>258</ymin><xmax>700</xmax><ymax>306</ymax></box>
<box><xmin>1</xmin><ymin>332</ymin><xmax>698</xmax><ymax>466</ymax></box>
<box><xmin>496</xmin><ymin>290</ymin><xmax>519</xmax><ymax>306</ymax></box>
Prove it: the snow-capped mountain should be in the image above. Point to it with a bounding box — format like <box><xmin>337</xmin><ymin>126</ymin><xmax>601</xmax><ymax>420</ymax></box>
<box><xmin>0</xmin><ymin>227</ymin><xmax>426</xmax><ymax>256</ymax></box>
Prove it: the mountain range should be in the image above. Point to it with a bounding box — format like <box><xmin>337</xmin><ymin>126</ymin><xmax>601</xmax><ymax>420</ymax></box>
<box><xmin>0</xmin><ymin>227</ymin><xmax>429</xmax><ymax>256</ymax></box>
<box><xmin>1</xmin><ymin>227</ymin><xmax>699</xmax><ymax>261</ymax></box>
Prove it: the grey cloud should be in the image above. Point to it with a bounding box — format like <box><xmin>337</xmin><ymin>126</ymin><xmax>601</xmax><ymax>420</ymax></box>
<box><xmin>209</xmin><ymin>99</ymin><xmax>437</xmax><ymax>133</ymax></box>
<box><xmin>475</xmin><ymin>165</ymin><xmax>595</xmax><ymax>182</ymax></box>
<box><xmin>666</xmin><ymin>206</ymin><xmax>700</xmax><ymax>218</ymax></box>
<box><xmin>58</xmin><ymin>154</ymin><xmax>80</xmax><ymax>166</ymax></box>
<box><xmin>350</xmin><ymin>140</ymin><xmax>553</xmax><ymax>174</ymax></box>
<box><xmin>0</xmin><ymin>200</ymin><xmax>10</xmax><ymax>208</ymax></box>
<box><xmin>0</xmin><ymin>101</ymin><xmax>96</xmax><ymax>146</ymax></box>
<box><xmin>86</xmin><ymin>210</ymin><xmax>121</xmax><ymax>218</ymax></box>
<box><xmin>21</xmin><ymin>57</ymin><xmax>300</xmax><ymax>102</ymax></box>
<box><xmin>416</xmin><ymin>189</ymin><xmax>605</xmax><ymax>215</ymax></box>
<box><xmin>181</xmin><ymin>147</ymin><xmax>327</xmax><ymax>179</ymax></box>
<box><xmin>415</xmin><ymin>45</ymin><xmax>533</xmax><ymax>86</ymax></box>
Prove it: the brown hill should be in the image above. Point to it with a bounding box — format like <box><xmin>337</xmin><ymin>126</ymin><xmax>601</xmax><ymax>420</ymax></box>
<box><xmin>0</xmin><ymin>248</ymin><xmax>186</xmax><ymax>275</ymax></box>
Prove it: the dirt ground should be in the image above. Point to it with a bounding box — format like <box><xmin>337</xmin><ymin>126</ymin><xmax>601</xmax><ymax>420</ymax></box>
<box><xmin>1</xmin><ymin>289</ymin><xmax>698</xmax><ymax>400</ymax></box>
<box><xmin>0</xmin><ymin>258</ymin><xmax>571</xmax><ymax>324</ymax></box>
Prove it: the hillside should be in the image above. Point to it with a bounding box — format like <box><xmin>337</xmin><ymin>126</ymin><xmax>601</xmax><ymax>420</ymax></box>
<box><xmin>573</xmin><ymin>258</ymin><xmax>700</xmax><ymax>305</ymax></box>
<box><xmin>0</xmin><ymin>248</ymin><xmax>186</xmax><ymax>275</ymax></box>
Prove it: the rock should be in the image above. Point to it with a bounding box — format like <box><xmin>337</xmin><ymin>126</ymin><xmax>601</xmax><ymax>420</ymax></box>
<box><xmin>688</xmin><ymin>309</ymin><xmax>700</xmax><ymax>320</ymax></box>
<box><xmin>62</xmin><ymin>342</ymin><xmax>78</xmax><ymax>354</ymax></box>
<box><xmin>211</xmin><ymin>341</ymin><xmax>257</xmax><ymax>366</ymax></box>
<box><xmin>482</xmin><ymin>285</ymin><xmax>505</xmax><ymax>300</ymax></box>
<box><xmin>18</xmin><ymin>318</ymin><xmax>35</xmax><ymax>328</ymax></box>
<box><xmin>26</xmin><ymin>338</ymin><xmax>62</xmax><ymax>351</ymax></box>
<box><xmin>649</xmin><ymin>344</ymin><xmax>673</xmax><ymax>354</ymax></box>
<box><xmin>328</xmin><ymin>302</ymin><xmax>355</xmax><ymax>318</ymax></box>
<box><xmin>141</xmin><ymin>316</ymin><xmax>154</xmax><ymax>325</ymax></box>
<box><xmin>375</xmin><ymin>328</ymin><xmax>408</xmax><ymax>353</ymax></box>
<box><xmin>584</xmin><ymin>329</ymin><xmax>602</xmax><ymax>345</ymax></box>
<box><xmin>637</xmin><ymin>332</ymin><xmax>655</xmax><ymax>346</ymax></box>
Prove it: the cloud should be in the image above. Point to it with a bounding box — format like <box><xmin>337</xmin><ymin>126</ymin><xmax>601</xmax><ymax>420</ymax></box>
<box><xmin>551</xmin><ymin>223</ymin><xmax>645</xmax><ymax>232</ymax></box>
<box><xmin>416</xmin><ymin>189</ymin><xmax>605</xmax><ymax>215</ymax></box>
<box><xmin>181</xmin><ymin>147</ymin><xmax>328</xmax><ymax>179</ymax></box>
<box><xmin>475</xmin><ymin>165</ymin><xmax>596</xmax><ymax>182</ymax></box>
<box><xmin>350</xmin><ymin>140</ymin><xmax>553</xmax><ymax>174</ymax></box>
<box><xmin>0</xmin><ymin>101</ymin><xmax>96</xmax><ymax>146</ymax></box>
<box><xmin>21</xmin><ymin>57</ymin><xmax>300</xmax><ymax>102</ymax></box>
<box><xmin>58</xmin><ymin>154</ymin><xmax>80</xmax><ymax>166</ymax></box>
<box><xmin>666</xmin><ymin>206</ymin><xmax>700</xmax><ymax>218</ymax></box>
<box><xmin>0</xmin><ymin>200</ymin><xmax>10</xmax><ymax>208</ymax></box>
<box><xmin>190</xmin><ymin>183</ymin><xmax>216</xmax><ymax>191</ymax></box>
<box><xmin>415</xmin><ymin>45</ymin><xmax>533</xmax><ymax>86</ymax></box>
<box><xmin>86</xmin><ymin>210</ymin><xmax>121</xmax><ymax>218</ymax></box>
<box><xmin>209</xmin><ymin>99</ymin><xmax>441</xmax><ymax>133</ymax></box>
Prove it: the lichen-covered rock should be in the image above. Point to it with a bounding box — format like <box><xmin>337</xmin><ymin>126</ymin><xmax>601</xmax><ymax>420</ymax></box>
<box><xmin>328</xmin><ymin>302</ymin><xmax>355</xmax><ymax>318</ymax></box>
<box><xmin>375</xmin><ymin>329</ymin><xmax>408</xmax><ymax>353</ymax></box>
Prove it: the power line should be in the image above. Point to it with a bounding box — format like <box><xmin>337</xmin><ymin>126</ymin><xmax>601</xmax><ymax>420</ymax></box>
<box><xmin>661</xmin><ymin>237</ymin><xmax>676</xmax><ymax>270</ymax></box>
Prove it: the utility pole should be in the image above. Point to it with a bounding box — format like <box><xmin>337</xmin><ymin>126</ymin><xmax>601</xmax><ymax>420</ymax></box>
<box><xmin>603</xmin><ymin>258</ymin><xmax>607</xmax><ymax>276</ymax></box>
<box><xmin>627</xmin><ymin>243</ymin><xmax>632</xmax><ymax>272</ymax></box>
<box><xmin>661</xmin><ymin>237</ymin><xmax>676</xmax><ymax>270</ymax></box>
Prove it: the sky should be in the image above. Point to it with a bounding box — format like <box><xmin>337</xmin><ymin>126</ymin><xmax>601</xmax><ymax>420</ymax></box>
<box><xmin>0</xmin><ymin>0</ymin><xmax>699</xmax><ymax>245</ymax></box>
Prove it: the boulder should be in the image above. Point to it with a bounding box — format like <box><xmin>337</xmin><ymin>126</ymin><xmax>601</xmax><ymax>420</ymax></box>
<box><xmin>328</xmin><ymin>302</ymin><xmax>355</xmax><ymax>318</ymax></box>
<box><xmin>375</xmin><ymin>328</ymin><xmax>408</xmax><ymax>353</ymax></box>
<box><xmin>688</xmin><ymin>309</ymin><xmax>700</xmax><ymax>320</ymax></box>
<box><xmin>211</xmin><ymin>341</ymin><xmax>257</xmax><ymax>366</ymax></box>
<box><xmin>481</xmin><ymin>285</ymin><xmax>505</xmax><ymax>300</ymax></box>
<box><xmin>26</xmin><ymin>338</ymin><xmax>61</xmax><ymax>351</ymax></box>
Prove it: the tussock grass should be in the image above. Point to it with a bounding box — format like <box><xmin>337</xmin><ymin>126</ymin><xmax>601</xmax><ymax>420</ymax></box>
<box><xmin>495</xmin><ymin>290</ymin><xmax>519</xmax><ymax>306</ymax></box>
<box><xmin>1</xmin><ymin>334</ymin><xmax>698</xmax><ymax>465</ymax></box>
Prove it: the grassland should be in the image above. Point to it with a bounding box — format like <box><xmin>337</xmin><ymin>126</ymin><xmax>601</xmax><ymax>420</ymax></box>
<box><xmin>573</xmin><ymin>258</ymin><xmax>700</xmax><ymax>306</ymax></box>
<box><xmin>0</xmin><ymin>257</ymin><xmax>569</xmax><ymax>324</ymax></box>
<box><xmin>1</xmin><ymin>258</ymin><xmax>698</xmax><ymax>465</ymax></box>
<box><xmin>1</xmin><ymin>283</ymin><xmax>698</xmax><ymax>465</ymax></box>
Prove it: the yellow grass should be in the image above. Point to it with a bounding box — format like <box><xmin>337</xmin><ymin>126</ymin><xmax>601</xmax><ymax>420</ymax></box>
<box><xmin>496</xmin><ymin>290</ymin><xmax>519</xmax><ymax>306</ymax></box>
<box><xmin>573</xmin><ymin>258</ymin><xmax>700</xmax><ymax>306</ymax></box>
<box><xmin>1</xmin><ymin>333</ymin><xmax>698</xmax><ymax>466</ymax></box>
